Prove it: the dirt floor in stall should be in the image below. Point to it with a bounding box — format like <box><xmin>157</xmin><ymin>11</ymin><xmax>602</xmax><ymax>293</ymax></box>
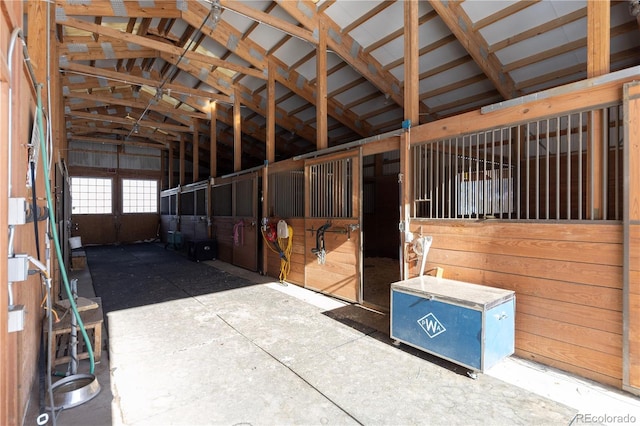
<box><xmin>362</xmin><ymin>257</ymin><xmax>400</xmax><ymax>311</ymax></box>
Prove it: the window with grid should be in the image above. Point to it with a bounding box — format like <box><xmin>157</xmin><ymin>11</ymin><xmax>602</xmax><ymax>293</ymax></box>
<box><xmin>122</xmin><ymin>179</ymin><xmax>158</xmax><ymax>213</ymax></box>
<box><xmin>71</xmin><ymin>177</ymin><xmax>113</xmax><ymax>214</ymax></box>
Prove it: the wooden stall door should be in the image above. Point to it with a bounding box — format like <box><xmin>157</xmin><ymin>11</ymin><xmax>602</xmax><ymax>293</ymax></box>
<box><xmin>304</xmin><ymin>152</ymin><xmax>361</xmax><ymax>303</ymax></box>
<box><xmin>232</xmin><ymin>175</ymin><xmax>259</xmax><ymax>272</ymax></box>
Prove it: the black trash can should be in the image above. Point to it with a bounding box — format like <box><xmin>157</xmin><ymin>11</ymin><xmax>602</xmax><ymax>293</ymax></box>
<box><xmin>187</xmin><ymin>238</ymin><xmax>217</xmax><ymax>262</ymax></box>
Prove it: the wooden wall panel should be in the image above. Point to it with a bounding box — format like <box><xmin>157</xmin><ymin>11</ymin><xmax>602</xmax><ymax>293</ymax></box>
<box><xmin>625</xmin><ymin>82</ymin><xmax>640</xmax><ymax>392</ymax></box>
<box><xmin>232</xmin><ymin>219</ymin><xmax>258</xmax><ymax>272</ymax></box>
<box><xmin>304</xmin><ymin>218</ymin><xmax>360</xmax><ymax>302</ymax></box>
<box><xmin>409</xmin><ymin>220</ymin><xmax>624</xmax><ymax>386</ymax></box>
<box><xmin>73</xmin><ymin>215</ymin><xmax>117</xmax><ymax>245</ymax></box>
<box><xmin>212</xmin><ymin>217</ymin><xmax>234</xmax><ymax>264</ymax></box>
<box><xmin>264</xmin><ymin>218</ymin><xmax>305</xmax><ymax>285</ymax></box>
<box><xmin>629</xmin><ymin>290</ymin><xmax>640</xmax><ymax>387</ymax></box>
<box><xmin>159</xmin><ymin>215</ymin><xmax>178</xmax><ymax>242</ymax></box>
<box><xmin>517</xmin><ymin>333</ymin><xmax>621</xmax><ymax>389</ymax></box>
<box><xmin>119</xmin><ymin>213</ymin><xmax>160</xmax><ymax>243</ymax></box>
<box><xmin>177</xmin><ymin>216</ymin><xmax>209</xmax><ymax>242</ymax></box>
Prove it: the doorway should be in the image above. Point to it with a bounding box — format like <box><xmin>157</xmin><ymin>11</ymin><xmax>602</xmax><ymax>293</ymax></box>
<box><xmin>361</xmin><ymin>150</ymin><xmax>400</xmax><ymax>311</ymax></box>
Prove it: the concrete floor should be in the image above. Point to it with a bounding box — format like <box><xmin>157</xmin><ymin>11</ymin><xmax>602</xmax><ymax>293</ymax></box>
<box><xmin>26</xmin><ymin>243</ymin><xmax>640</xmax><ymax>425</ymax></box>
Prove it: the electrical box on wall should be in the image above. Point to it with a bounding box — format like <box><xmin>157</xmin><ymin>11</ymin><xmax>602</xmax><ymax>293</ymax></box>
<box><xmin>8</xmin><ymin>305</ymin><xmax>25</xmax><ymax>333</ymax></box>
<box><xmin>8</xmin><ymin>254</ymin><xmax>29</xmax><ymax>282</ymax></box>
<box><xmin>8</xmin><ymin>198</ymin><xmax>27</xmax><ymax>225</ymax></box>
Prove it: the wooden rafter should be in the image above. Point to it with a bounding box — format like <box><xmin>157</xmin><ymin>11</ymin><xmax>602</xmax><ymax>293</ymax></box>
<box><xmin>56</xmin><ymin>16</ymin><xmax>265</xmax><ymax>79</ymax></box>
<box><xmin>430</xmin><ymin>0</ymin><xmax>518</xmax><ymax>100</ymax></box>
<box><xmin>182</xmin><ymin>1</ymin><xmax>371</xmax><ymax>138</ymax></box>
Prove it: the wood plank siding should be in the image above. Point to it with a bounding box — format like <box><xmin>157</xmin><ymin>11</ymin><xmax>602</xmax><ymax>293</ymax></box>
<box><xmin>305</xmin><ymin>218</ymin><xmax>361</xmax><ymax>303</ymax></box>
<box><xmin>410</xmin><ymin>220</ymin><xmax>624</xmax><ymax>387</ymax></box>
<box><xmin>625</xmin><ymin>81</ymin><xmax>640</xmax><ymax>392</ymax></box>
<box><xmin>264</xmin><ymin>217</ymin><xmax>306</xmax><ymax>285</ymax></box>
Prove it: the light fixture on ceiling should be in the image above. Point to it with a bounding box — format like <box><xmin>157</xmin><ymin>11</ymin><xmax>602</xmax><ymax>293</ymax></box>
<box><xmin>133</xmin><ymin>123</ymin><xmax>140</xmax><ymax>134</ymax></box>
<box><xmin>125</xmin><ymin>3</ymin><xmax>214</xmax><ymax>140</ymax></box>
<box><xmin>211</xmin><ymin>0</ymin><xmax>222</xmax><ymax>27</ymax></box>
<box><xmin>154</xmin><ymin>87</ymin><xmax>163</xmax><ymax>103</ymax></box>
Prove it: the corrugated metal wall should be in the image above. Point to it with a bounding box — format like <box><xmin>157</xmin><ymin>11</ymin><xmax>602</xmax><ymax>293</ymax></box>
<box><xmin>68</xmin><ymin>141</ymin><xmax>161</xmax><ymax>170</ymax></box>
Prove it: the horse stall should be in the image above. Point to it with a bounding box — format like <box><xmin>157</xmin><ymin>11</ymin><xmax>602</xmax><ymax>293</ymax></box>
<box><xmin>400</xmin><ymin>70</ymin><xmax>639</xmax><ymax>390</ymax></box>
<box><xmin>264</xmin><ymin>140</ymin><xmax>402</xmax><ymax>306</ymax></box>
<box><xmin>301</xmin><ymin>152</ymin><xmax>362</xmax><ymax>303</ymax></box>
<box><xmin>263</xmin><ymin>160</ymin><xmax>305</xmax><ymax>285</ymax></box>
<box><xmin>361</xmin><ymin>148</ymin><xmax>402</xmax><ymax>311</ymax></box>
<box><xmin>210</xmin><ymin>169</ymin><xmax>261</xmax><ymax>272</ymax></box>
<box><xmin>178</xmin><ymin>181</ymin><xmax>211</xmax><ymax>242</ymax></box>
<box><xmin>160</xmin><ymin>187</ymin><xmax>180</xmax><ymax>248</ymax></box>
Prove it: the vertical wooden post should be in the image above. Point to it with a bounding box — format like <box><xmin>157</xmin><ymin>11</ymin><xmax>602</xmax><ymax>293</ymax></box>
<box><xmin>179</xmin><ymin>136</ymin><xmax>185</xmax><ymax>186</ymax></box>
<box><xmin>168</xmin><ymin>144</ymin><xmax>174</xmax><ymax>188</ymax></box>
<box><xmin>623</xmin><ymin>81</ymin><xmax>640</xmax><ymax>395</ymax></box>
<box><xmin>316</xmin><ymin>18</ymin><xmax>328</xmax><ymax>150</ymax></box>
<box><xmin>263</xmin><ymin>63</ymin><xmax>275</xmax><ymax>276</ymax></box>
<box><xmin>210</xmin><ymin>101</ymin><xmax>217</xmax><ymax>178</ymax></box>
<box><xmin>586</xmin><ymin>0</ymin><xmax>610</xmax><ymax>219</ymax></box>
<box><xmin>400</xmin><ymin>0</ymin><xmax>419</xmax><ymax>279</ymax></box>
<box><xmin>160</xmin><ymin>147</ymin><xmax>166</xmax><ymax>190</ymax></box>
<box><xmin>234</xmin><ymin>89</ymin><xmax>242</xmax><ymax>172</ymax></box>
<box><xmin>267</xmin><ymin>62</ymin><xmax>276</xmax><ymax>164</ymax></box>
<box><xmin>399</xmin><ymin>132</ymin><xmax>412</xmax><ymax>280</ymax></box>
<box><xmin>403</xmin><ymin>0</ymin><xmax>419</xmax><ymax>126</ymax></box>
<box><xmin>261</xmin><ymin>165</ymin><xmax>269</xmax><ymax>275</ymax></box>
<box><xmin>192</xmin><ymin>118</ymin><xmax>199</xmax><ymax>183</ymax></box>
<box><xmin>0</xmin><ymin>69</ymin><xmax>9</xmax><ymax>426</ymax></box>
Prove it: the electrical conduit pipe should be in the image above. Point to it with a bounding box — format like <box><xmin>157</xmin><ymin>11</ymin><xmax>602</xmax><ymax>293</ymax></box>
<box><xmin>35</xmin><ymin>84</ymin><xmax>95</xmax><ymax>375</ymax></box>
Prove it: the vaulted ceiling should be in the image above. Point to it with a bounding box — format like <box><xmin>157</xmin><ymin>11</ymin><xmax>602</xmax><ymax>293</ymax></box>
<box><xmin>56</xmin><ymin>0</ymin><xmax>640</xmax><ymax>177</ymax></box>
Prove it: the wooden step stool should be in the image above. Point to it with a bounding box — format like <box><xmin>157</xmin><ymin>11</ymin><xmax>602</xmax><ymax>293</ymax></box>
<box><xmin>46</xmin><ymin>297</ymin><xmax>104</xmax><ymax>367</ymax></box>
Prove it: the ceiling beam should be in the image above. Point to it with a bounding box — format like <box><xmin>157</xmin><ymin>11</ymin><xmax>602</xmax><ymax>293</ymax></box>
<box><xmin>275</xmin><ymin>0</ymin><xmax>404</xmax><ymax>106</ymax></box>
<box><xmin>219</xmin><ymin>0</ymin><xmax>316</xmax><ymax>44</ymax></box>
<box><xmin>59</xmin><ymin>61</ymin><xmax>231</xmax><ymax>103</ymax></box>
<box><xmin>64</xmin><ymin>91</ymin><xmax>209</xmax><ymax>120</ymax></box>
<box><xmin>59</xmin><ymin>39</ymin><xmax>157</xmax><ymax>61</ymax></box>
<box><xmin>68</xmin><ymin>135</ymin><xmax>167</xmax><ymax>149</ymax></box>
<box><xmin>181</xmin><ymin>1</ymin><xmax>371</xmax><ymax>138</ymax></box>
<box><xmin>67</xmin><ymin>110</ymin><xmax>192</xmax><ymax>133</ymax></box>
<box><xmin>56</xmin><ymin>0</ymin><xmax>181</xmax><ymax>18</ymax></box>
<box><xmin>56</xmin><ymin>15</ymin><xmax>266</xmax><ymax>79</ymax></box>
<box><xmin>429</xmin><ymin>0</ymin><xmax>518</xmax><ymax>100</ymax></box>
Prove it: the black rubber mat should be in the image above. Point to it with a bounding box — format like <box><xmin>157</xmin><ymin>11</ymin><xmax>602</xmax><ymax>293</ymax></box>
<box><xmin>85</xmin><ymin>243</ymin><xmax>255</xmax><ymax>324</ymax></box>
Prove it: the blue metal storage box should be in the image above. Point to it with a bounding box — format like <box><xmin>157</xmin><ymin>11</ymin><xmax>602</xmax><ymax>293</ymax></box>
<box><xmin>390</xmin><ymin>276</ymin><xmax>515</xmax><ymax>373</ymax></box>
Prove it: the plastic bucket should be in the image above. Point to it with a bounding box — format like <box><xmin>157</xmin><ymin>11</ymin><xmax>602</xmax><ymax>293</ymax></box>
<box><xmin>69</xmin><ymin>236</ymin><xmax>82</xmax><ymax>250</ymax></box>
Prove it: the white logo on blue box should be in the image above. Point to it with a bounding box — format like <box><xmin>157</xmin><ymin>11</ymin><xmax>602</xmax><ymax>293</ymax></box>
<box><xmin>417</xmin><ymin>313</ymin><xmax>446</xmax><ymax>338</ymax></box>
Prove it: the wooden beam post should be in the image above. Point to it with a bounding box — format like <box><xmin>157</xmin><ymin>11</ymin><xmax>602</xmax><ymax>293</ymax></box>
<box><xmin>400</xmin><ymin>0</ymin><xmax>419</xmax><ymax>279</ymax></box>
<box><xmin>179</xmin><ymin>135</ymin><xmax>185</xmax><ymax>186</ymax></box>
<box><xmin>399</xmin><ymin>132</ymin><xmax>412</xmax><ymax>280</ymax></box>
<box><xmin>262</xmin><ymin>165</ymin><xmax>269</xmax><ymax>275</ymax></box>
<box><xmin>267</xmin><ymin>62</ymin><xmax>276</xmax><ymax>164</ymax></box>
<box><xmin>623</xmin><ymin>81</ymin><xmax>640</xmax><ymax>395</ymax></box>
<box><xmin>234</xmin><ymin>90</ymin><xmax>242</xmax><ymax>172</ymax></box>
<box><xmin>404</xmin><ymin>0</ymin><xmax>419</xmax><ymax>126</ymax></box>
<box><xmin>192</xmin><ymin>118</ymin><xmax>199</xmax><ymax>183</ymax></box>
<box><xmin>316</xmin><ymin>18</ymin><xmax>328</xmax><ymax>150</ymax></box>
<box><xmin>168</xmin><ymin>145</ymin><xmax>174</xmax><ymax>188</ymax></box>
<box><xmin>210</xmin><ymin>101</ymin><xmax>217</xmax><ymax>178</ymax></box>
<box><xmin>587</xmin><ymin>0</ymin><xmax>610</xmax><ymax>220</ymax></box>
